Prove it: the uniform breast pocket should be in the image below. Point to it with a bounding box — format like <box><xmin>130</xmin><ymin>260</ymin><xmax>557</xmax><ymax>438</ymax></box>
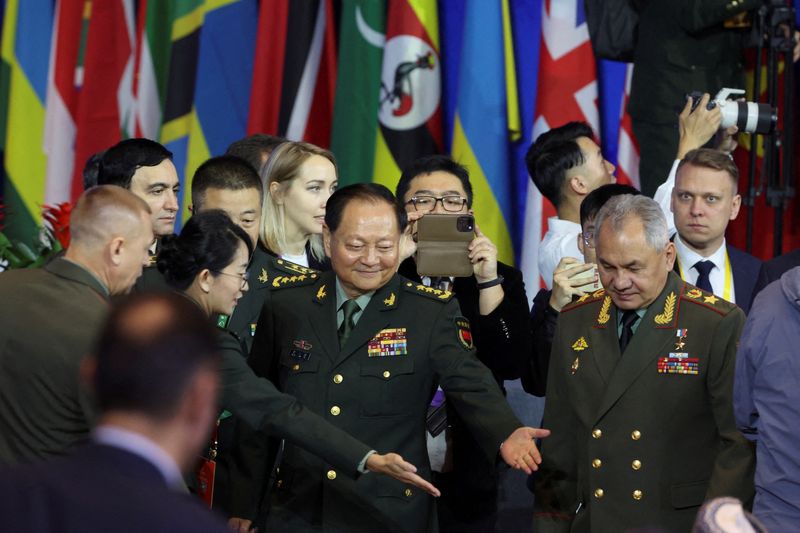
<box><xmin>278</xmin><ymin>349</ymin><xmax>320</xmax><ymax>394</ymax></box>
<box><xmin>359</xmin><ymin>357</ymin><xmax>415</xmax><ymax>418</ymax></box>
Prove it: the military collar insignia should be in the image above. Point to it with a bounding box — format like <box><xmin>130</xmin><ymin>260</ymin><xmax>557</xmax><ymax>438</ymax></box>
<box><xmin>275</xmin><ymin>258</ymin><xmax>316</xmax><ymax>276</ymax></box>
<box><xmin>596</xmin><ymin>296</ymin><xmax>612</xmax><ymax>326</ymax></box>
<box><xmin>564</xmin><ymin>288</ymin><xmax>605</xmax><ymax>313</ymax></box>
<box><xmin>686</xmin><ymin>288</ymin><xmax>702</xmax><ymax>299</ymax></box>
<box><xmin>654</xmin><ymin>292</ymin><xmax>677</xmax><ymax>325</ymax></box>
<box><xmin>383</xmin><ymin>292</ymin><xmax>396</xmax><ymax>307</ymax></box>
<box><xmin>258</xmin><ymin>268</ymin><xmax>269</xmax><ymax>284</ymax></box>
<box><xmin>148</xmin><ymin>254</ymin><xmax>157</xmax><ymax>266</ymax></box>
<box><xmin>316</xmin><ymin>284</ymin><xmax>327</xmax><ymax>301</ymax></box>
<box><xmin>571</xmin><ymin>336</ymin><xmax>589</xmax><ymax>351</ymax></box>
<box><xmin>680</xmin><ymin>284</ymin><xmax>729</xmax><ymax>315</ymax></box>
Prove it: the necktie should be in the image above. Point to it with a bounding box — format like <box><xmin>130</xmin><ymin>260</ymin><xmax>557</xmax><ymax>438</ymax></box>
<box><xmin>619</xmin><ymin>310</ymin><xmax>640</xmax><ymax>354</ymax></box>
<box><xmin>693</xmin><ymin>260</ymin><xmax>715</xmax><ymax>293</ymax></box>
<box><xmin>338</xmin><ymin>299</ymin><xmax>360</xmax><ymax>347</ymax></box>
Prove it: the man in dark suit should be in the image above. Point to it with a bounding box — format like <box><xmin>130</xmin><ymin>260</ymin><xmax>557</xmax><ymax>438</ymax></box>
<box><xmin>97</xmin><ymin>138</ymin><xmax>180</xmax><ymax>291</ymax></box>
<box><xmin>670</xmin><ymin>148</ymin><xmax>761</xmax><ymax>313</ymax></box>
<box><xmin>0</xmin><ymin>292</ymin><xmax>233</xmax><ymax>533</ymax></box>
<box><xmin>750</xmin><ymin>248</ymin><xmax>800</xmax><ymax>305</ymax></box>
<box><xmin>394</xmin><ymin>155</ymin><xmax>530</xmax><ymax>531</ymax></box>
<box><xmin>246</xmin><ymin>183</ymin><xmax>549</xmax><ymax>533</ymax></box>
<box><xmin>0</xmin><ymin>186</ymin><xmax>153</xmax><ymax>465</ymax></box>
<box><xmin>534</xmin><ymin>194</ymin><xmax>754</xmax><ymax>532</ymax></box>
<box><xmin>630</xmin><ymin>0</ymin><xmax>759</xmax><ymax>195</ymax></box>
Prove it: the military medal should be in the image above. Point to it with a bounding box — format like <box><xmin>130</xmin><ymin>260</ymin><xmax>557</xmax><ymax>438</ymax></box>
<box><xmin>368</xmin><ymin>328</ymin><xmax>408</xmax><ymax>357</ymax></box>
<box><xmin>674</xmin><ymin>329</ymin><xmax>688</xmax><ymax>351</ymax></box>
<box><xmin>571</xmin><ymin>357</ymin><xmax>580</xmax><ymax>374</ymax></box>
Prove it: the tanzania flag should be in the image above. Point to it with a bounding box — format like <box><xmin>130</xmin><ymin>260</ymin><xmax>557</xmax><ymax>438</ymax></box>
<box><xmin>330</xmin><ymin>0</ymin><xmax>386</xmax><ymax>185</ymax></box>
<box><xmin>372</xmin><ymin>0</ymin><xmax>442</xmax><ymax>190</ymax></box>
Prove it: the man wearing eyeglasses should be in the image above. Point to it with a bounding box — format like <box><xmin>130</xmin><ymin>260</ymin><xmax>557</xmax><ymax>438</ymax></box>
<box><xmin>395</xmin><ymin>155</ymin><xmax>531</xmax><ymax>532</ymax></box>
<box><xmin>522</xmin><ymin>184</ymin><xmax>640</xmax><ymax>397</ymax></box>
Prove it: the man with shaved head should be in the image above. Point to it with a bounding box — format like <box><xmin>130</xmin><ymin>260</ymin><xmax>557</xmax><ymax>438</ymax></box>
<box><xmin>0</xmin><ymin>185</ymin><xmax>153</xmax><ymax>465</ymax></box>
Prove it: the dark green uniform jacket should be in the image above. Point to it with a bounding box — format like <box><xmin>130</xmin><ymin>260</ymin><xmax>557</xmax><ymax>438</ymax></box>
<box><xmin>0</xmin><ymin>258</ymin><xmax>108</xmax><ymax>464</ymax></box>
<box><xmin>534</xmin><ymin>272</ymin><xmax>755</xmax><ymax>532</ymax></box>
<box><xmin>247</xmin><ymin>272</ymin><xmax>522</xmax><ymax>533</ymax></box>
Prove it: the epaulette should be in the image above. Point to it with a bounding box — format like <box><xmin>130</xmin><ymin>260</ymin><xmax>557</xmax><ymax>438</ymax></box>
<box><xmin>270</xmin><ymin>272</ymin><xmax>320</xmax><ymax>290</ymax></box>
<box><xmin>680</xmin><ymin>284</ymin><xmax>736</xmax><ymax>316</ymax></box>
<box><xmin>274</xmin><ymin>258</ymin><xmax>319</xmax><ymax>276</ymax></box>
<box><xmin>402</xmin><ymin>280</ymin><xmax>454</xmax><ymax>302</ymax></box>
<box><xmin>561</xmin><ymin>288</ymin><xmax>607</xmax><ymax>313</ymax></box>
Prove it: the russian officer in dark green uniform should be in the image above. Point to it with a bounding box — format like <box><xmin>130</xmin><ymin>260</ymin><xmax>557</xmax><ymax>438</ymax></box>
<box><xmin>534</xmin><ymin>194</ymin><xmax>754</xmax><ymax>532</ymax></box>
<box><xmin>246</xmin><ymin>183</ymin><xmax>549</xmax><ymax>533</ymax></box>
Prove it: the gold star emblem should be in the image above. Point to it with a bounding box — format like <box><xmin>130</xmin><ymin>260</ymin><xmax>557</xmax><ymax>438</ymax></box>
<box><xmin>258</xmin><ymin>268</ymin><xmax>268</xmax><ymax>284</ymax></box>
<box><xmin>703</xmin><ymin>294</ymin><xmax>718</xmax><ymax>305</ymax></box>
<box><xmin>383</xmin><ymin>292</ymin><xmax>396</xmax><ymax>306</ymax></box>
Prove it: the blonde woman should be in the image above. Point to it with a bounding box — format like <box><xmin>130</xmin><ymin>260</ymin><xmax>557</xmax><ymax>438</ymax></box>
<box><xmin>260</xmin><ymin>141</ymin><xmax>338</xmax><ymax>270</ymax></box>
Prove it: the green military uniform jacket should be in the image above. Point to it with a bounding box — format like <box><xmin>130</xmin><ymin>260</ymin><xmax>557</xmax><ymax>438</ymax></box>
<box><xmin>220</xmin><ymin>246</ymin><xmax>317</xmax><ymax>353</ymax></box>
<box><xmin>534</xmin><ymin>272</ymin><xmax>755</xmax><ymax>532</ymax></box>
<box><xmin>247</xmin><ymin>272</ymin><xmax>522</xmax><ymax>533</ymax></box>
<box><xmin>0</xmin><ymin>258</ymin><xmax>108</xmax><ymax>464</ymax></box>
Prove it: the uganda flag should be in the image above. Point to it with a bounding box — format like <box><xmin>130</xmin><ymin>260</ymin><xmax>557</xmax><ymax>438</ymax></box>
<box><xmin>372</xmin><ymin>0</ymin><xmax>442</xmax><ymax>189</ymax></box>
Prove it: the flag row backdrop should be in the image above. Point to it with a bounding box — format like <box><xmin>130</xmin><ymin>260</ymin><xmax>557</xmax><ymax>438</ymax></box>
<box><xmin>1</xmin><ymin>0</ymin><xmax>795</xmax><ymax>290</ymax></box>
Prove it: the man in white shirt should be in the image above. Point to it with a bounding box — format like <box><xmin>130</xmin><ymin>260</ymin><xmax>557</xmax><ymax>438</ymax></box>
<box><xmin>525</xmin><ymin>122</ymin><xmax>616</xmax><ymax>288</ymax></box>
<box><xmin>670</xmin><ymin>148</ymin><xmax>761</xmax><ymax>313</ymax></box>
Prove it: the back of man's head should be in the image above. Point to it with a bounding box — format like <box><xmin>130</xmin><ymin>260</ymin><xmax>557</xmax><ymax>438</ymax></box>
<box><xmin>191</xmin><ymin>155</ymin><xmax>263</xmax><ymax>210</ymax></box>
<box><xmin>396</xmin><ymin>155</ymin><xmax>474</xmax><ymax>208</ymax></box>
<box><xmin>92</xmin><ymin>292</ymin><xmax>219</xmax><ymax>421</ymax></box>
<box><xmin>580</xmin><ymin>183</ymin><xmax>641</xmax><ymax>227</ymax></box>
<box><xmin>325</xmin><ymin>183</ymin><xmax>408</xmax><ymax>234</ymax></box>
<box><xmin>97</xmin><ymin>138</ymin><xmax>173</xmax><ymax>189</ymax></box>
<box><xmin>69</xmin><ymin>185</ymin><xmax>151</xmax><ymax>252</ymax></box>
<box><xmin>526</xmin><ymin>121</ymin><xmax>594</xmax><ymax>208</ymax></box>
<box><xmin>225</xmin><ymin>133</ymin><xmax>286</xmax><ymax>174</ymax></box>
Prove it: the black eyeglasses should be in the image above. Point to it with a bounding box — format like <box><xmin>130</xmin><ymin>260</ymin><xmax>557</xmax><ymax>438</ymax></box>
<box><xmin>406</xmin><ymin>195</ymin><xmax>467</xmax><ymax>213</ymax></box>
<box><xmin>212</xmin><ymin>270</ymin><xmax>250</xmax><ymax>287</ymax></box>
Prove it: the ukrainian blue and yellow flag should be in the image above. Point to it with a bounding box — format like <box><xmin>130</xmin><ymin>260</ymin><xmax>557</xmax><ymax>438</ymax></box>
<box><xmin>0</xmin><ymin>0</ymin><xmax>53</xmax><ymax>242</ymax></box>
<box><xmin>449</xmin><ymin>0</ymin><xmax>519</xmax><ymax>265</ymax></box>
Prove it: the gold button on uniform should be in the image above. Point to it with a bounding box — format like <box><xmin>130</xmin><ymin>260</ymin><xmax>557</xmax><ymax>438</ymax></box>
<box><xmin>333</xmin><ymin>374</ymin><xmax>343</xmax><ymax>384</ymax></box>
<box><xmin>592</xmin><ymin>459</ymin><xmax>602</xmax><ymax>469</ymax></box>
<box><xmin>327</xmin><ymin>470</ymin><xmax>337</xmax><ymax>480</ymax></box>
<box><xmin>330</xmin><ymin>406</ymin><xmax>341</xmax><ymax>416</ymax></box>
<box><xmin>594</xmin><ymin>488</ymin><xmax>604</xmax><ymax>499</ymax></box>
<box><xmin>633</xmin><ymin>490</ymin><xmax>643</xmax><ymax>500</ymax></box>
<box><xmin>404</xmin><ymin>488</ymin><xmax>412</xmax><ymax>497</ymax></box>
<box><xmin>632</xmin><ymin>460</ymin><xmax>642</xmax><ymax>470</ymax></box>
<box><xmin>592</xmin><ymin>428</ymin><xmax>602</xmax><ymax>439</ymax></box>
<box><xmin>292</xmin><ymin>364</ymin><xmax>300</xmax><ymax>371</ymax></box>
<box><xmin>631</xmin><ymin>430</ymin><xmax>642</xmax><ymax>440</ymax></box>
<box><xmin>382</xmin><ymin>370</ymin><xmax>391</xmax><ymax>378</ymax></box>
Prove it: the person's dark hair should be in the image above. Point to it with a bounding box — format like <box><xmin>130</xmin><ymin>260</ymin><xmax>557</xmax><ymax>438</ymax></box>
<box><xmin>325</xmin><ymin>183</ymin><xmax>407</xmax><ymax>234</ymax></box>
<box><xmin>191</xmin><ymin>155</ymin><xmax>263</xmax><ymax>210</ymax></box>
<box><xmin>396</xmin><ymin>155</ymin><xmax>474</xmax><ymax>208</ymax></box>
<box><xmin>93</xmin><ymin>292</ymin><xmax>219</xmax><ymax>420</ymax></box>
<box><xmin>525</xmin><ymin>121</ymin><xmax>594</xmax><ymax>209</ymax></box>
<box><xmin>158</xmin><ymin>210</ymin><xmax>253</xmax><ymax>291</ymax></box>
<box><xmin>225</xmin><ymin>133</ymin><xmax>286</xmax><ymax>174</ymax></box>
<box><xmin>82</xmin><ymin>151</ymin><xmax>105</xmax><ymax>191</ymax></box>
<box><xmin>97</xmin><ymin>138</ymin><xmax>173</xmax><ymax>189</ymax></box>
<box><xmin>580</xmin><ymin>183</ymin><xmax>641</xmax><ymax>227</ymax></box>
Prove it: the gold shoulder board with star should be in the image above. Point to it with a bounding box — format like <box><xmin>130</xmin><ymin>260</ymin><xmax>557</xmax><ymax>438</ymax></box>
<box><xmin>561</xmin><ymin>288</ymin><xmax>606</xmax><ymax>314</ymax></box>
<box><xmin>680</xmin><ymin>284</ymin><xmax>735</xmax><ymax>315</ymax></box>
<box><xmin>274</xmin><ymin>258</ymin><xmax>319</xmax><ymax>277</ymax></box>
<box><xmin>403</xmin><ymin>281</ymin><xmax>454</xmax><ymax>302</ymax></box>
<box><xmin>270</xmin><ymin>272</ymin><xmax>319</xmax><ymax>290</ymax></box>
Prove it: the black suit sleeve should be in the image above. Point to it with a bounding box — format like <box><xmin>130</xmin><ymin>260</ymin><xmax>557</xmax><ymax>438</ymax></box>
<box><xmin>472</xmin><ymin>267</ymin><xmax>531</xmax><ymax>381</ymax></box>
<box><xmin>520</xmin><ymin>289</ymin><xmax>558</xmax><ymax>397</ymax></box>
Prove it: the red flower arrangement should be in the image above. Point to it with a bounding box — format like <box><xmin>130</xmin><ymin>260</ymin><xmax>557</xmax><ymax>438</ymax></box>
<box><xmin>0</xmin><ymin>202</ymin><xmax>73</xmax><ymax>272</ymax></box>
